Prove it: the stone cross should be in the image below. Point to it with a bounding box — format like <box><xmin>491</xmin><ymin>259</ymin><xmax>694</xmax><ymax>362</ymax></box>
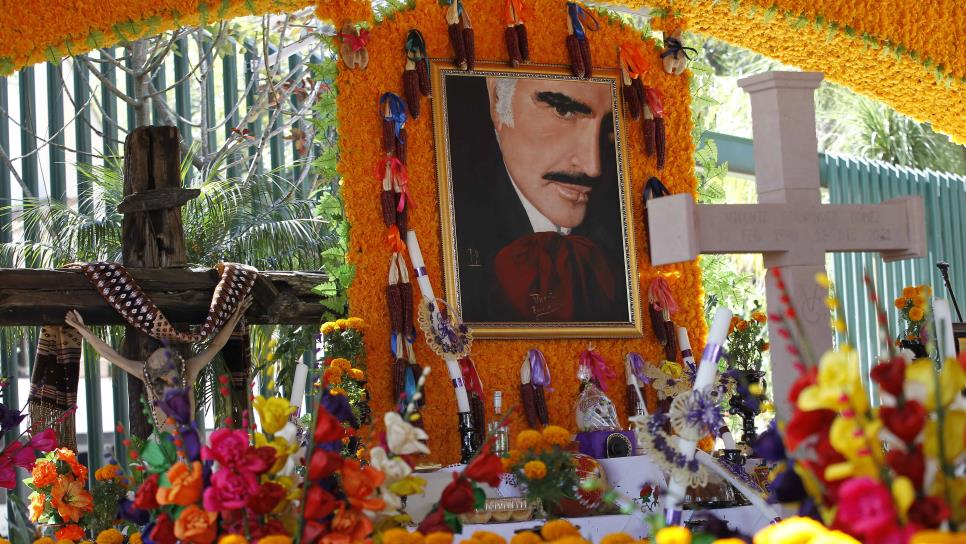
<box><xmin>647</xmin><ymin>72</ymin><xmax>927</xmax><ymax>421</ymax></box>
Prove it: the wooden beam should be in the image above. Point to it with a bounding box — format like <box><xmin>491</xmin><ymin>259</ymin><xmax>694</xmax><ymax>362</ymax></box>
<box><xmin>0</xmin><ymin>268</ymin><xmax>330</xmax><ymax>326</ymax></box>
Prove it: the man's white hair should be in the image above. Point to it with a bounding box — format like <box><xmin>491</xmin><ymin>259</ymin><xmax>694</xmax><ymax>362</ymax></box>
<box><xmin>493</xmin><ymin>78</ymin><xmax>517</xmax><ymax>129</ymax></box>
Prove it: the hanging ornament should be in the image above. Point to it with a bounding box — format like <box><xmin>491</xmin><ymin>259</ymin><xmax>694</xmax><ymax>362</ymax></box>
<box><xmin>645</xmin><ymin>87</ymin><xmax>666</xmax><ymax>169</ymax></box>
<box><xmin>460</xmin><ymin>357</ymin><xmax>486</xmax><ymax>439</ymax></box>
<box><xmin>338</xmin><ymin>20</ymin><xmax>371</xmax><ymax>70</ymax></box>
<box><xmin>444</xmin><ymin>0</ymin><xmax>475</xmax><ymax>70</ymax></box>
<box><xmin>375</xmin><ymin>157</ymin><xmax>412</xmax><ymax>232</ymax></box>
<box><xmin>660</xmin><ymin>29</ymin><xmax>697</xmax><ymax>75</ymax></box>
<box><xmin>565</xmin><ymin>2</ymin><xmax>599</xmax><ymax>79</ymax></box>
<box><xmin>504</xmin><ymin>0</ymin><xmax>529</xmax><ymax>66</ymax></box>
<box><xmin>380</xmin><ymin>93</ymin><xmax>408</xmax><ymax>162</ymax></box>
<box><xmin>648</xmin><ymin>277</ymin><xmax>679</xmax><ymax>361</ymax></box>
<box><xmin>403</xmin><ymin>30</ymin><xmax>432</xmax><ymax>118</ymax></box>
<box><xmin>618</xmin><ymin>43</ymin><xmax>648</xmax><ymax>120</ymax></box>
<box><xmin>519</xmin><ymin>357</ymin><xmax>539</xmax><ymax>428</ymax></box>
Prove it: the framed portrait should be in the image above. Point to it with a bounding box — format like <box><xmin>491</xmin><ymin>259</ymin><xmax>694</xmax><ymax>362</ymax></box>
<box><xmin>431</xmin><ymin>62</ymin><xmax>642</xmax><ymax>338</ymax></box>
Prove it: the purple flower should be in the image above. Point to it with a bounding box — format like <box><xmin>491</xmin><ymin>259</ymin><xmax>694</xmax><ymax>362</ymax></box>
<box><xmin>771</xmin><ymin>466</ymin><xmax>806</xmax><ymax>503</ymax></box>
<box><xmin>180</xmin><ymin>425</ymin><xmax>201</xmax><ymax>462</ymax></box>
<box><xmin>0</xmin><ymin>403</ymin><xmax>25</xmax><ymax>432</ymax></box>
<box><xmin>158</xmin><ymin>387</ymin><xmax>192</xmax><ymax>424</ymax></box>
<box><xmin>119</xmin><ymin>498</ymin><xmax>149</xmax><ymax>524</ymax></box>
<box><xmin>752</xmin><ymin>421</ymin><xmax>786</xmax><ymax>462</ymax></box>
<box><xmin>321</xmin><ymin>391</ymin><xmax>356</xmax><ymax>427</ymax></box>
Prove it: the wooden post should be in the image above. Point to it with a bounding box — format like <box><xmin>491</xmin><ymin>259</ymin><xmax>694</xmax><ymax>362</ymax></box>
<box><xmin>119</xmin><ymin>126</ymin><xmax>199</xmax><ymax>439</ymax></box>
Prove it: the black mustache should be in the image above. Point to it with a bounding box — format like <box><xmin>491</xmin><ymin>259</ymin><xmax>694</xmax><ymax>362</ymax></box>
<box><xmin>542</xmin><ymin>172</ymin><xmax>601</xmax><ymax>188</ymax></box>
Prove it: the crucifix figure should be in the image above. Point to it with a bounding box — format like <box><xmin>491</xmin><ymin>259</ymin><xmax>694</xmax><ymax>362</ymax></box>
<box><xmin>647</xmin><ymin>71</ymin><xmax>927</xmax><ymax>422</ymax></box>
<box><xmin>62</xmin><ymin>296</ymin><xmax>250</xmax><ymax>432</ymax></box>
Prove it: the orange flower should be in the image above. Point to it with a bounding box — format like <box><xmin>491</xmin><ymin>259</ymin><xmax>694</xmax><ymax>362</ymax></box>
<box><xmin>53</xmin><ymin>449</ymin><xmax>88</xmax><ymax>481</ymax></box>
<box><xmin>330</xmin><ymin>503</ymin><xmax>373</xmax><ymax>542</ymax></box>
<box><xmin>894</xmin><ymin>297</ymin><xmax>908</xmax><ymax>309</ymax></box>
<box><xmin>174</xmin><ymin>505</ymin><xmax>218</xmax><ymax>544</ymax></box>
<box><xmin>735</xmin><ymin>320</ymin><xmax>749</xmax><ymax>332</ymax></box>
<box><xmin>729</xmin><ymin>316</ymin><xmax>741</xmax><ymax>334</ymax></box>
<box><xmin>156</xmin><ymin>461</ymin><xmax>202</xmax><ymax>506</ymax></box>
<box><xmin>902</xmin><ymin>286</ymin><xmax>918</xmax><ymax>298</ymax></box>
<box><xmin>324</xmin><ymin>367</ymin><xmax>344</xmax><ymax>386</ymax></box>
<box><xmin>50</xmin><ymin>475</ymin><xmax>93</xmax><ymax>522</ymax></box>
<box><xmin>28</xmin><ymin>492</ymin><xmax>45</xmax><ymax>522</ymax></box>
<box><xmin>751</xmin><ymin>311</ymin><xmax>767</xmax><ymax>324</ymax></box>
<box><xmin>516</xmin><ymin>430</ymin><xmax>544</xmax><ymax>451</ymax></box>
<box><xmin>341</xmin><ymin>459</ymin><xmax>386</xmax><ymax>511</ymax></box>
<box><xmin>908</xmin><ymin>307</ymin><xmax>925</xmax><ymax>322</ymax></box>
<box><xmin>32</xmin><ymin>461</ymin><xmax>59</xmax><ymax>488</ymax></box>
<box><xmin>55</xmin><ymin>524</ymin><xmax>85</xmax><ymax>542</ymax></box>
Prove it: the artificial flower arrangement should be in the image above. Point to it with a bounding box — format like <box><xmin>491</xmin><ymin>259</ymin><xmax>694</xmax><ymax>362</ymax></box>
<box><xmin>319</xmin><ymin>316</ymin><xmax>372</xmax><ymax>449</ymax></box>
<box><xmin>894</xmin><ymin>284</ymin><xmax>932</xmax><ymax>357</ymax></box>
<box><xmin>725</xmin><ymin>310</ymin><xmax>768</xmax><ymax>373</ymax></box>
<box><xmin>501</xmin><ymin>427</ymin><xmax>578</xmax><ymax>513</ymax></box>
<box><xmin>758</xmin><ymin>269</ymin><xmax>966</xmax><ymax>543</ymax></box>
<box><xmin>26</xmin><ymin>448</ymin><xmax>94</xmax><ymax>533</ymax></box>
<box><xmin>0</xmin><ymin>377</ymin><xmax>60</xmax><ymax>492</ymax></box>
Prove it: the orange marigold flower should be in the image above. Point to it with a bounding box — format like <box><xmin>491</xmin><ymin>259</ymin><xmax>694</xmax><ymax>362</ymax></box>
<box><xmin>32</xmin><ymin>461</ymin><xmax>59</xmax><ymax>488</ymax></box>
<box><xmin>55</xmin><ymin>524</ymin><xmax>85</xmax><ymax>542</ymax></box>
<box><xmin>94</xmin><ymin>464</ymin><xmax>121</xmax><ymax>481</ymax></box>
<box><xmin>912</xmin><ymin>295</ymin><xmax>927</xmax><ymax>308</ymax></box>
<box><xmin>324</xmin><ymin>367</ymin><xmax>344</xmax><ymax>386</ymax></box>
<box><xmin>510</xmin><ymin>533</ymin><xmax>542</xmax><ymax>544</ymax></box>
<box><xmin>751</xmin><ymin>311</ymin><xmax>767</xmax><ymax>324</ymax></box>
<box><xmin>471</xmin><ymin>531</ymin><xmax>506</xmax><ymax>544</ymax></box>
<box><xmin>541</xmin><ymin>425</ymin><xmax>571</xmax><ymax>447</ymax></box>
<box><xmin>346</xmin><ymin>317</ymin><xmax>365</xmax><ymax>329</ymax></box>
<box><xmin>918</xmin><ymin>285</ymin><xmax>932</xmax><ymax>297</ymax></box>
<box><xmin>600</xmin><ymin>534</ymin><xmax>635</xmax><ymax>544</ymax></box>
<box><xmin>908</xmin><ymin>307</ymin><xmax>925</xmax><ymax>322</ymax></box>
<box><xmin>522</xmin><ymin>460</ymin><xmax>547</xmax><ymax>480</ymax></box>
<box><xmin>332</xmin><ymin>358</ymin><xmax>352</xmax><ymax>371</ymax></box>
<box><xmin>335</xmin><ymin>319</ymin><xmax>349</xmax><ymax>330</ymax></box>
<box><xmin>426</xmin><ymin>533</ymin><xmax>453</xmax><ymax>544</ymax></box>
<box><xmin>902</xmin><ymin>286</ymin><xmax>918</xmax><ymax>298</ymax></box>
<box><xmin>541</xmin><ymin>520</ymin><xmax>579</xmax><ymax>541</ymax></box>
<box><xmin>894</xmin><ymin>297</ymin><xmax>908</xmax><ymax>309</ymax></box>
<box><xmin>516</xmin><ymin>430</ymin><xmax>544</xmax><ymax>451</ymax></box>
<box><xmin>95</xmin><ymin>529</ymin><xmax>123</xmax><ymax>544</ymax></box>
<box><xmin>735</xmin><ymin>320</ymin><xmax>749</xmax><ymax>332</ymax></box>
<box><xmin>50</xmin><ymin>475</ymin><xmax>93</xmax><ymax>522</ymax></box>
<box><xmin>349</xmin><ymin>368</ymin><xmax>365</xmax><ymax>381</ymax></box>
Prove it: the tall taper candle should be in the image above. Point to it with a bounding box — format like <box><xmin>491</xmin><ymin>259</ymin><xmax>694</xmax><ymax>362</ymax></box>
<box><xmin>290</xmin><ymin>362</ymin><xmax>309</xmax><ymax>412</ymax></box>
<box><xmin>934</xmin><ymin>298</ymin><xmax>956</xmax><ymax>360</ymax></box>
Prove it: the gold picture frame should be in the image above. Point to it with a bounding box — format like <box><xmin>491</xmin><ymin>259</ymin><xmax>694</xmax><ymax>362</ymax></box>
<box><xmin>431</xmin><ymin>61</ymin><xmax>642</xmax><ymax>338</ymax></box>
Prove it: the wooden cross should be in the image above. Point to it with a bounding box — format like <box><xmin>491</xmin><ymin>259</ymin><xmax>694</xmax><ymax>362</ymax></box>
<box><xmin>0</xmin><ymin>126</ymin><xmax>329</xmax><ymax>438</ymax></box>
<box><xmin>647</xmin><ymin>72</ymin><xmax>927</xmax><ymax>422</ymax></box>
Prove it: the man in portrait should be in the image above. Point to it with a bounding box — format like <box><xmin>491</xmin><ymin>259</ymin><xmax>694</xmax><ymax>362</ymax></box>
<box><xmin>446</xmin><ymin>74</ymin><xmax>629</xmax><ymax>324</ymax></box>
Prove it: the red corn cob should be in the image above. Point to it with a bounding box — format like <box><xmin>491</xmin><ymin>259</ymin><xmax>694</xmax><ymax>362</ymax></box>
<box><xmin>578</xmin><ymin>37</ymin><xmax>593</xmax><ymax>78</ymax></box>
<box><xmin>626</xmin><ymin>384</ymin><xmax>640</xmax><ymax>416</ymax></box>
<box><xmin>381</xmin><ymin>190</ymin><xmax>396</xmax><ymax>226</ymax></box>
<box><xmin>520</xmin><ymin>383</ymin><xmax>539</xmax><ymax>428</ymax></box>
<box><xmin>534</xmin><ymin>385</ymin><xmax>549</xmax><ymax>425</ymax></box>
<box><xmin>623</xmin><ymin>83</ymin><xmax>640</xmax><ymax>119</ymax></box>
<box><xmin>643</xmin><ymin>118</ymin><xmax>656</xmax><ymax>156</ymax></box>
<box><xmin>463</xmin><ymin>27</ymin><xmax>475</xmax><ymax>70</ymax></box>
<box><xmin>632</xmin><ymin>78</ymin><xmax>645</xmax><ymax>107</ymax></box>
<box><xmin>649</xmin><ymin>304</ymin><xmax>666</xmax><ymax>345</ymax></box>
<box><xmin>516</xmin><ymin>24</ymin><xmax>530</xmax><ymax>62</ymax></box>
<box><xmin>448</xmin><ymin>23</ymin><xmax>466</xmax><ymax>69</ymax></box>
<box><xmin>415</xmin><ymin>59</ymin><xmax>431</xmax><ymax>97</ymax></box>
<box><xmin>505</xmin><ymin>26</ymin><xmax>522</xmax><ymax>67</ymax></box>
<box><xmin>655</xmin><ymin>117</ymin><xmax>666</xmax><ymax>170</ymax></box>
<box><xmin>396</xmin><ymin>207</ymin><xmax>408</xmax><ymax>234</ymax></box>
<box><xmin>470</xmin><ymin>393</ymin><xmax>486</xmax><ymax>439</ymax></box>
<box><xmin>392</xmin><ymin>357</ymin><xmax>408</xmax><ymax>403</ymax></box>
<box><xmin>400</xmin><ymin>282</ymin><xmax>414</xmax><ymax>333</ymax></box>
<box><xmin>663</xmin><ymin>319</ymin><xmax>677</xmax><ymax>361</ymax></box>
<box><xmin>566</xmin><ymin>34</ymin><xmax>584</xmax><ymax>78</ymax></box>
<box><xmin>387</xmin><ymin>283</ymin><xmax>403</xmax><ymax>333</ymax></box>
<box><xmin>395</xmin><ymin>127</ymin><xmax>407</xmax><ymax>165</ymax></box>
<box><xmin>382</xmin><ymin>119</ymin><xmax>395</xmax><ymax>154</ymax></box>
<box><xmin>403</xmin><ymin>68</ymin><xmax>420</xmax><ymax>119</ymax></box>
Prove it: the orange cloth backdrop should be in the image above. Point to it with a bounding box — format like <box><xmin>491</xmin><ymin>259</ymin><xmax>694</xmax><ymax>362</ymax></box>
<box><xmin>322</xmin><ymin>0</ymin><xmax>706</xmax><ymax>463</ymax></box>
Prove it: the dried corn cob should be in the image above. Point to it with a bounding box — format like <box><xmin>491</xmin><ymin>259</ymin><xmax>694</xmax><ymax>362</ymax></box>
<box><xmin>505</xmin><ymin>26</ymin><xmax>522</xmax><ymax>67</ymax></box>
<box><xmin>395</xmin><ymin>127</ymin><xmax>408</xmax><ymax>165</ymax></box>
<box><xmin>632</xmin><ymin>77</ymin><xmax>645</xmax><ymax>108</ymax></box>
<box><xmin>382</xmin><ymin>119</ymin><xmax>395</xmax><ymax>155</ymax></box>
<box><xmin>403</xmin><ymin>62</ymin><xmax>421</xmax><ymax>119</ymax></box>
<box><xmin>463</xmin><ymin>27</ymin><xmax>475</xmax><ymax>71</ymax></box>
<box><xmin>381</xmin><ymin>190</ymin><xmax>396</xmax><ymax>227</ymax></box>
<box><xmin>622</xmin><ymin>71</ymin><xmax>640</xmax><ymax>119</ymax></box>
<box><xmin>663</xmin><ymin>319</ymin><xmax>677</xmax><ymax>361</ymax></box>
<box><xmin>416</xmin><ymin>59</ymin><xmax>431</xmax><ymax>97</ymax></box>
<box><xmin>534</xmin><ymin>385</ymin><xmax>549</xmax><ymax>426</ymax></box>
<box><xmin>643</xmin><ymin>118</ymin><xmax>656</xmax><ymax>157</ymax></box>
<box><xmin>446</xmin><ymin>2</ymin><xmax>467</xmax><ymax>70</ymax></box>
<box><xmin>387</xmin><ymin>283</ymin><xmax>403</xmax><ymax>334</ymax></box>
<box><xmin>579</xmin><ymin>38</ymin><xmax>592</xmax><ymax>79</ymax></box>
<box><xmin>392</xmin><ymin>357</ymin><xmax>409</xmax><ymax>403</ymax></box>
<box><xmin>470</xmin><ymin>393</ymin><xmax>486</xmax><ymax>438</ymax></box>
<box><xmin>516</xmin><ymin>24</ymin><xmax>530</xmax><ymax>62</ymax></box>
<box><xmin>655</xmin><ymin>117</ymin><xmax>666</xmax><ymax>170</ymax></box>
<box><xmin>649</xmin><ymin>303</ymin><xmax>666</xmax><ymax>345</ymax></box>
<box><xmin>400</xmin><ymin>281</ymin><xmax>414</xmax><ymax>334</ymax></box>
<box><xmin>520</xmin><ymin>383</ymin><xmax>539</xmax><ymax>428</ymax></box>
<box><xmin>566</xmin><ymin>34</ymin><xmax>584</xmax><ymax>78</ymax></box>
<box><xmin>626</xmin><ymin>384</ymin><xmax>641</xmax><ymax>416</ymax></box>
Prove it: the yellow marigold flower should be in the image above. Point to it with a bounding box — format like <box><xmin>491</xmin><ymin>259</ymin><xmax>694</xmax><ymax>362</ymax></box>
<box><xmin>918</xmin><ymin>285</ymin><xmax>932</xmax><ymax>297</ymax></box>
<box><xmin>258</xmin><ymin>536</ymin><xmax>292</xmax><ymax>544</ymax></box>
<box><xmin>753</xmin><ymin>517</ymin><xmax>827</xmax><ymax>544</ymax></box>
<box><xmin>252</xmin><ymin>396</ymin><xmax>296</xmax><ymax>435</ymax></box>
<box><xmin>553</xmin><ymin>537</ymin><xmax>590</xmax><ymax>544</ymax></box>
<box><xmin>903</xmin><ymin>286</ymin><xmax>918</xmax><ymax>298</ymax></box>
<box><xmin>0</xmin><ymin>539</ymin><xmax>11</xmax><ymax>544</ymax></box>
<box><xmin>321</xmin><ymin>322</ymin><xmax>336</xmax><ymax>334</ymax></box>
<box><xmin>95</xmin><ymin>529</ymin><xmax>123</xmax><ymax>544</ymax></box>
<box><xmin>349</xmin><ymin>368</ymin><xmax>365</xmax><ymax>380</ymax></box>
<box><xmin>129</xmin><ymin>533</ymin><xmax>142</xmax><ymax>544</ymax></box>
<box><xmin>218</xmin><ymin>536</ymin><xmax>247</xmax><ymax>544</ymax></box>
<box><xmin>814</xmin><ymin>272</ymin><xmax>830</xmax><ymax>288</ymax></box>
<box><xmin>331</xmin><ymin>358</ymin><xmax>352</xmax><ymax>371</ymax></box>
<box><xmin>347</xmin><ymin>317</ymin><xmax>365</xmax><ymax>329</ymax></box>
<box><xmin>655</xmin><ymin>527</ymin><xmax>691</xmax><ymax>544</ymax></box>
<box><xmin>383</xmin><ymin>530</ymin><xmax>411</xmax><ymax>544</ymax></box>
<box><xmin>541</xmin><ymin>425</ymin><xmax>570</xmax><ymax>447</ymax></box>
<box><xmin>895</xmin><ymin>297</ymin><xmax>908</xmax><ymax>309</ymax></box>
<box><xmin>908</xmin><ymin>307</ymin><xmax>925</xmax><ymax>321</ymax></box>
<box><xmin>541</xmin><ymin>520</ymin><xmax>579</xmax><ymax>541</ymax></box>
<box><xmin>335</xmin><ymin>319</ymin><xmax>349</xmax><ymax>330</ymax></box>
<box><xmin>912</xmin><ymin>295</ymin><xmax>927</xmax><ymax>308</ymax></box>
<box><xmin>911</xmin><ymin>531</ymin><xmax>962</xmax><ymax>544</ymax></box>
<box><xmin>660</xmin><ymin>361</ymin><xmax>683</xmax><ymax>379</ymax></box>
<box><xmin>471</xmin><ymin>532</ymin><xmax>506</xmax><ymax>544</ymax></box>
<box><xmin>516</xmin><ymin>430</ymin><xmax>544</xmax><ymax>451</ymax></box>
<box><xmin>33</xmin><ymin>538</ymin><xmax>54</xmax><ymax>544</ymax></box>
<box><xmin>509</xmin><ymin>533</ymin><xmax>542</xmax><ymax>544</ymax></box>
<box><xmin>601</xmin><ymin>533</ymin><xmax>636</xmax><ymax>544</ymax></box>
<box><xmin>426</xmin><ymin>533</ymin><xmax>453</xmax><ymax>544</ymax></box>
<box><xmin>522</xmin><ymin>460</ymin><xmax>547</xmax><ymax>480</ymax></box>
<box><xmin>56</xmin><ymin>540</ymin><xmax>73</xmax><ymax>544</ymax></box>
<box><xmin>712</xmin><ymin>540</ymin><xmax>745</xmax><ymax>544</ymax></box>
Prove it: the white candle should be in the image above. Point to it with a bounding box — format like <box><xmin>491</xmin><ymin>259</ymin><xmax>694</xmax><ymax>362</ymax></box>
<box><xmin>934</xmin><ymin>298</ymin><xmax>956</xmax><ymax>360</ymax></box>
<box><xmin>290</xmin><ymin>363</ymin><xmax>308</xmax><ymax>411</ymax></box>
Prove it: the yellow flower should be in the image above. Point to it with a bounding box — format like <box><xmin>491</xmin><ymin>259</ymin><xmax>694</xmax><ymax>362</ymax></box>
<box><xmin>33</xmin><ymin>539</ymin><xmax>54</xmax><ymax>544</ymax></box>
<box><xmin>892</xmin><ymin>476</ymin><xmax>915</xmax><ymax>520</ymax></box>
<box><xmin>809</xmin><ymin>532</ymin><xmax>861</xmax><ymax>544</ymax></box>
<box><xmin>911</xmin><ymin>531</ymin><xmax>965</xmax><ymax>544</ymax></box>
<box><xmin>713</xmin><ymin>540</ymin><xmax>746</xmax><ymax>544</ymax></box>
<box><xmin>94</xmin><ymin>464</ymin><xmax>121</xmax><ymax>481</ymax></box>
<box><xmin>815</xmin><ymin>273</ymin><xmax>830</xmax><ymax>288</ymax></box>
<box><xmin>383</xmin><ymin>529</ymin><xmax>412</xmax><ymax>544</ymax></box>
<box><xmin>753</xmin><ymin>517</ymin><xmax>827</xmax><ymax>544</ymax></box>
<box><xmin>426</xmin><ymin>533</ymin><xmax>453</xmax><ymax>544</ymax></box>
<box><xmin>918</xmin><ymin>285</ymin><xmax>932</xmax><ymax>297</ymax></box>
<box><xmin>912</xmin><ymin>295</ymin><xmax>927</xmax><ymax>308</ymax></box>
<box><xmin>903</xmin><ymin>286</ymin><xmax>918</xmax><ymax>298</ymax></box>
<box><xmin>906</xmin><ymin>358</ymin><xmax>966</xmax><ymax>410</ymax></box>
<box><xmin>516</xmin><ymin>430</ymin><xmax>544</xmax><ymax>451</ymax></box>
<box><xmin>656</xmin><ymin>527</ymin><xmax>691</xmax><ymax>544</ymax></box>
<box><xmin>797</xmin><ymin>349</ymin><xmax>866</xmax><ymax>413</ymax></box>
<box><xmin>601</xmin><ymin>533</ymin><xmax>636</xmax><ymax>544</ymax></box>
<box><xmin>909</xmin><ymin>307</ymin><xmax>925</xmax><ymax>321</ymax></box>
<box><xmin>321</xmin><ymin>322</ymin><xmax>336</xmax><ymax>335</ymax></box>
<box><xmin>56</xmin><ymin>540</ymin><xmax>73</xmax><ymax>544</ymax></box>
<box><xmin>335</xmin><ymin>319</ymin><xmax>349</xmax><ymax>329</ymax></box>
<box><xmin>252</xmin><ymin>396</ymin><xmax>296</xmax><ymax>435</ymax></box>
<box><xmin>332</xmin><ymin>358</ymin><xmax>352</xmax><ymax>371</ymax></box>
<box><xmin>522</xmin><ymin>460</ymin><xmax>547</xmax><ymax>480</ymax></box>
<box><xmin>218</xmin><ymin>536</ymin><xmax>248</xmax><ymax>544</ymax></box>
<box><xmin>0</xmin><ymin>539</ymin><xmax>11</xmax><ymax>544</ymax></box>
<box><xmin>258</xmin><ymin>536</ymin><xmax>292</xmax><ymax>544</ymax></box>
<box><xmin>541</xmin><ymin>520</ymin><xmax>579</xmax><ymax>541</ymax></box>
<box><xmin>129</xmin><ymin>534</ymin><xmax>142</xmax><ymax>544</ymax></box>
<box><xmin>509</xmin><ymin>533</ymin><xmax>542</xmax><ymax>544</ymax></box>
<box><xmin>95</xmin><ymin>529</ymin><xmax>123</xmax><ymax>544</ymax></box>
<box><xmin>389</xmin><ymin>476</ymin><xmax>427</xmax><ymax>496</ymax></box>
<box><xmin>349</xmin><ymin>368</ymin><xmax>365</xmax><ymax>380</ymax></box>
<box><xmin>924</xmin><ymin>410</ymin><xmax>966</xmax><ymax>463</ymax></box>
<box><xmin>541</xmin><ymin>425</ymin><xmax>570</xmax><ymax>446</ymax></box>
<box><xmin>470</xmin><ymin>532</ymin><xmax>505</xmax><ymax>544</ymax></box>
<box><xmin>660</xmin><ymin>360</ymin><xmax>683</xmax><ymax>379</ymax></box>
<box><xmin>347</xmin><ymin>317</ymin><xmax>365</xmax><ymax>329</ymax></box>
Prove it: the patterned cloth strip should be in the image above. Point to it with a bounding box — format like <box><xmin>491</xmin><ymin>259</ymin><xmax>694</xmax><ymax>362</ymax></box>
<box><xmin>29</xmin><ymin>326</ymin><xmax>81</xmax><ymax>451</ymax></box>
<box><xmin>67</xmin><ymin>262</ymin><xmax>258</xmax><ymax>343</ymax></box>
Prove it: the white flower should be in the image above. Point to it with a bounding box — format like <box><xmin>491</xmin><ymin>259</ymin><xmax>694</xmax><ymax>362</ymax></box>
<box><xmin>384</xmin><ymin>412</ymin><xmax>430</xmax><ymax>455</ymax></box>
<box><xmin>369</xmin><ymin>446</ymin><xmax>412</xmax><ymax>482</ymax></box>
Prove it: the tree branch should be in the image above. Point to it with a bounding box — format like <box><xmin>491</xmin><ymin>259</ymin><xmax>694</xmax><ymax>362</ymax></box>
<box><xmin>147</xmin><ymin>81</ymin><xmax>206</xmax><ymax>172</ymax></box>
<box><xmin>80</xmin><ymin>56</ymin><xmax>141</xmax><ymax>108</ymax></box>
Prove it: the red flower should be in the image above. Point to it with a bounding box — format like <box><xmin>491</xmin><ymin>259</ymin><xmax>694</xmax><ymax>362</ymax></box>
<box><xmin>309</xmin><ymin>449</ymin><xmax>344</xmax><ymax>480</ymax></box>
<box><xmin>304</xmin><ymin>486</ymin><xmax>338</xmax><ymax>520</ymax></box>
<box><xmin>245</xmin><ymin>446</ymin><xmax>277</xmax><ymax>475</ymax></box>
<box><xmin>465</xmin><ymin>446</ymin><xmax>503</xmax><ymax>487</ymax></box>
<box><xmin>870</xmin><ymin>357</ymin><xmax>906</xmax><ymax>397</ymax></box>
<box><xmin>203</xmin><ymin>429</ymin><xmax>251</xmax><ymax>468</ymax></box>
<box><xmin>247</xmin><ymin>481</ymin><xmax>287</xmax><ymax>514</ymax></box>
<box><xmin>887</xmin><ymin>446</ymin><xmax>926</xmax><ymax>489</ymax></box>
<box><xmin>314</xmin><ymin>408</ymin><xmax>343</xmax><ymax>443</ymax></box>
<box><xmin>908</xmin><ymin>496</ymin><xmax>951</xmax><ymax>528</ymax></box>
<box><xmin>881</xmin><ymin>400</ymin><xmax>926</xmax><ymax>443</ymax></box>
<box><xmin>833</xmin><ymin>477</ymin><xmax>896</xmax><ymax>540</ymax></box>
<box><xmin>416</xmin><ymin>507</ymin><xmax>451</xmax><ymax>534</ymax></box>
<box><xmin>785</xmin><ymin>409</ymin><xmax>836</xmax><ymax>452</ymax></box>
<box><xmin>302</xmin><ymin>520</ymin><xmax>327</xmax><ymax>544</ymax></box>
<box><xmin>788</xmin><ymin>366</ymin><xmax>818</xmax><ymax>404</ymax></box>
<box><xmin>440</xmin><ymin>474</ymin><xmax>477</xmax><ymax>514</ymax></box>
<box><xmin>150</xmin><ymin>513</ymin><xmax>177</xmax><ymax>544</ymax></box>
<box><xmin>134</xmin><ymin>473</ymin><xmax>160</xmax><ymax>510</ymax></box>
<box><xmin>28</xmin><ymin>429</ymin><xmax>58</xmax><ymax>452</ymax></box>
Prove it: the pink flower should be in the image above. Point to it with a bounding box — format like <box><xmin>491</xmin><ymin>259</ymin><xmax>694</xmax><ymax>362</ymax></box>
<box><xmin>833</xmin><ymin>477</ymin><xmax>897</xmax><ymax>540</ymax></box>
<box><xmin>29</xmin><ymin>429</ymin><xmax>58</xmax><ymax>452</ymax></box>
<box><xmin>202</xmin><ymin>429</ymin><xmax>251</xmax><ymax>468</ymax></box>
<box><xmin>0</xmin><ymin>464</ymin><xmax>16</xmax><ymax>489</ymax></box>
<box><xmin>202</xmin><ymin>469</ymin><xmax>258</xmax><ymax>511</ymax></box>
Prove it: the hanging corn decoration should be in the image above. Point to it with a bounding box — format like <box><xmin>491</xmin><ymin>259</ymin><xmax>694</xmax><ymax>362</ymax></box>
<box><xmin>460</xmin><ymin>357</ymin><xmax>487</xmax><ymax>439</ymax></box>
<box><xmin>519</xmin><ymin>358</ymin><xmax>539</xmax><ymax>428</ymax></box>
<box><xmin>642</xmin><ymin>93</ymin><xmax>656</xmax><ymax>157</ymax></box>
<box><xmin>403</xmin><ymin>30</ymin><xmax>432</xmax><ymax>118</ymax></box>
<box><xmin>380</xmin><ymin>92</ymin><xmax>408</xmax><ymax>163</ymax></box>
<box><xmin>405</xmin><ymin>342</ymin><xmax>425</xmax><ymax>407</ymax></box>
<box><xmin>645</xmin><ymin>87</ymin><xmax>666</xmax><ymax>169</ymax></box>
<box><xmin>649</xmin><ymin>277</ymin><xmax>679</xmax><ymax>361</ymax></box>
<box><xmin>528</xmin><ymin>349</ymin><xmax>551</xmax><ymax>426</ymax></box>
<box><xmin>565</xmin><ymin>2</ymin><xmax>599</xmax><ymax>79</ymax></box>
<box><xmin>504</xmin><ymin>0</ymin><xmax>529</xmax><ymax>66</ymax></box>
<box><xmin>444</xmin><ymin>0</ymin><xmax>475</xmax><ymax>71</ymax></box>
<box><xmin>660</xmin><ymin>29</ymin><xmax>697</xmax><ymax>75</ymax></box>
<box><xmin>375</xmin><ymin>157</ymin><xmax>412</xmax><ymax>233</ymax></box>
<box><xmin>618</xmin><ymin>43</ymin><xmax>648</xmax><ymax>120</ymax></box>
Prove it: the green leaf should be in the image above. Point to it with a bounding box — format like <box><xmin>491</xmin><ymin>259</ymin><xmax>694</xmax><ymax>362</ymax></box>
<box><xmin>443</xmin><ymin>510</ymin><xmax>463</xmax><ymax>534</ymax></box>
<box><xmin>141</xmin><ymin>439</ymin><xmax>176</xmax><ymax>473</ymax></box>
<box><xmin>728</xmin><ymin>0</ymin><xmax>740</xmax><ymax>13</ymax></box>
<box><xmin>762</xmin><ymin>5</ymin><xmax>778</xmax><ymax>23</ymax></box>
<box><xmin>473</xmin><ymin>486</ymin><xmax>486</xmax><ymax>509</ymax></box>
<box><xmin>826</xmin><ymin>23</ymin><xmax>839</xmax><ymax>43</ymax></box>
